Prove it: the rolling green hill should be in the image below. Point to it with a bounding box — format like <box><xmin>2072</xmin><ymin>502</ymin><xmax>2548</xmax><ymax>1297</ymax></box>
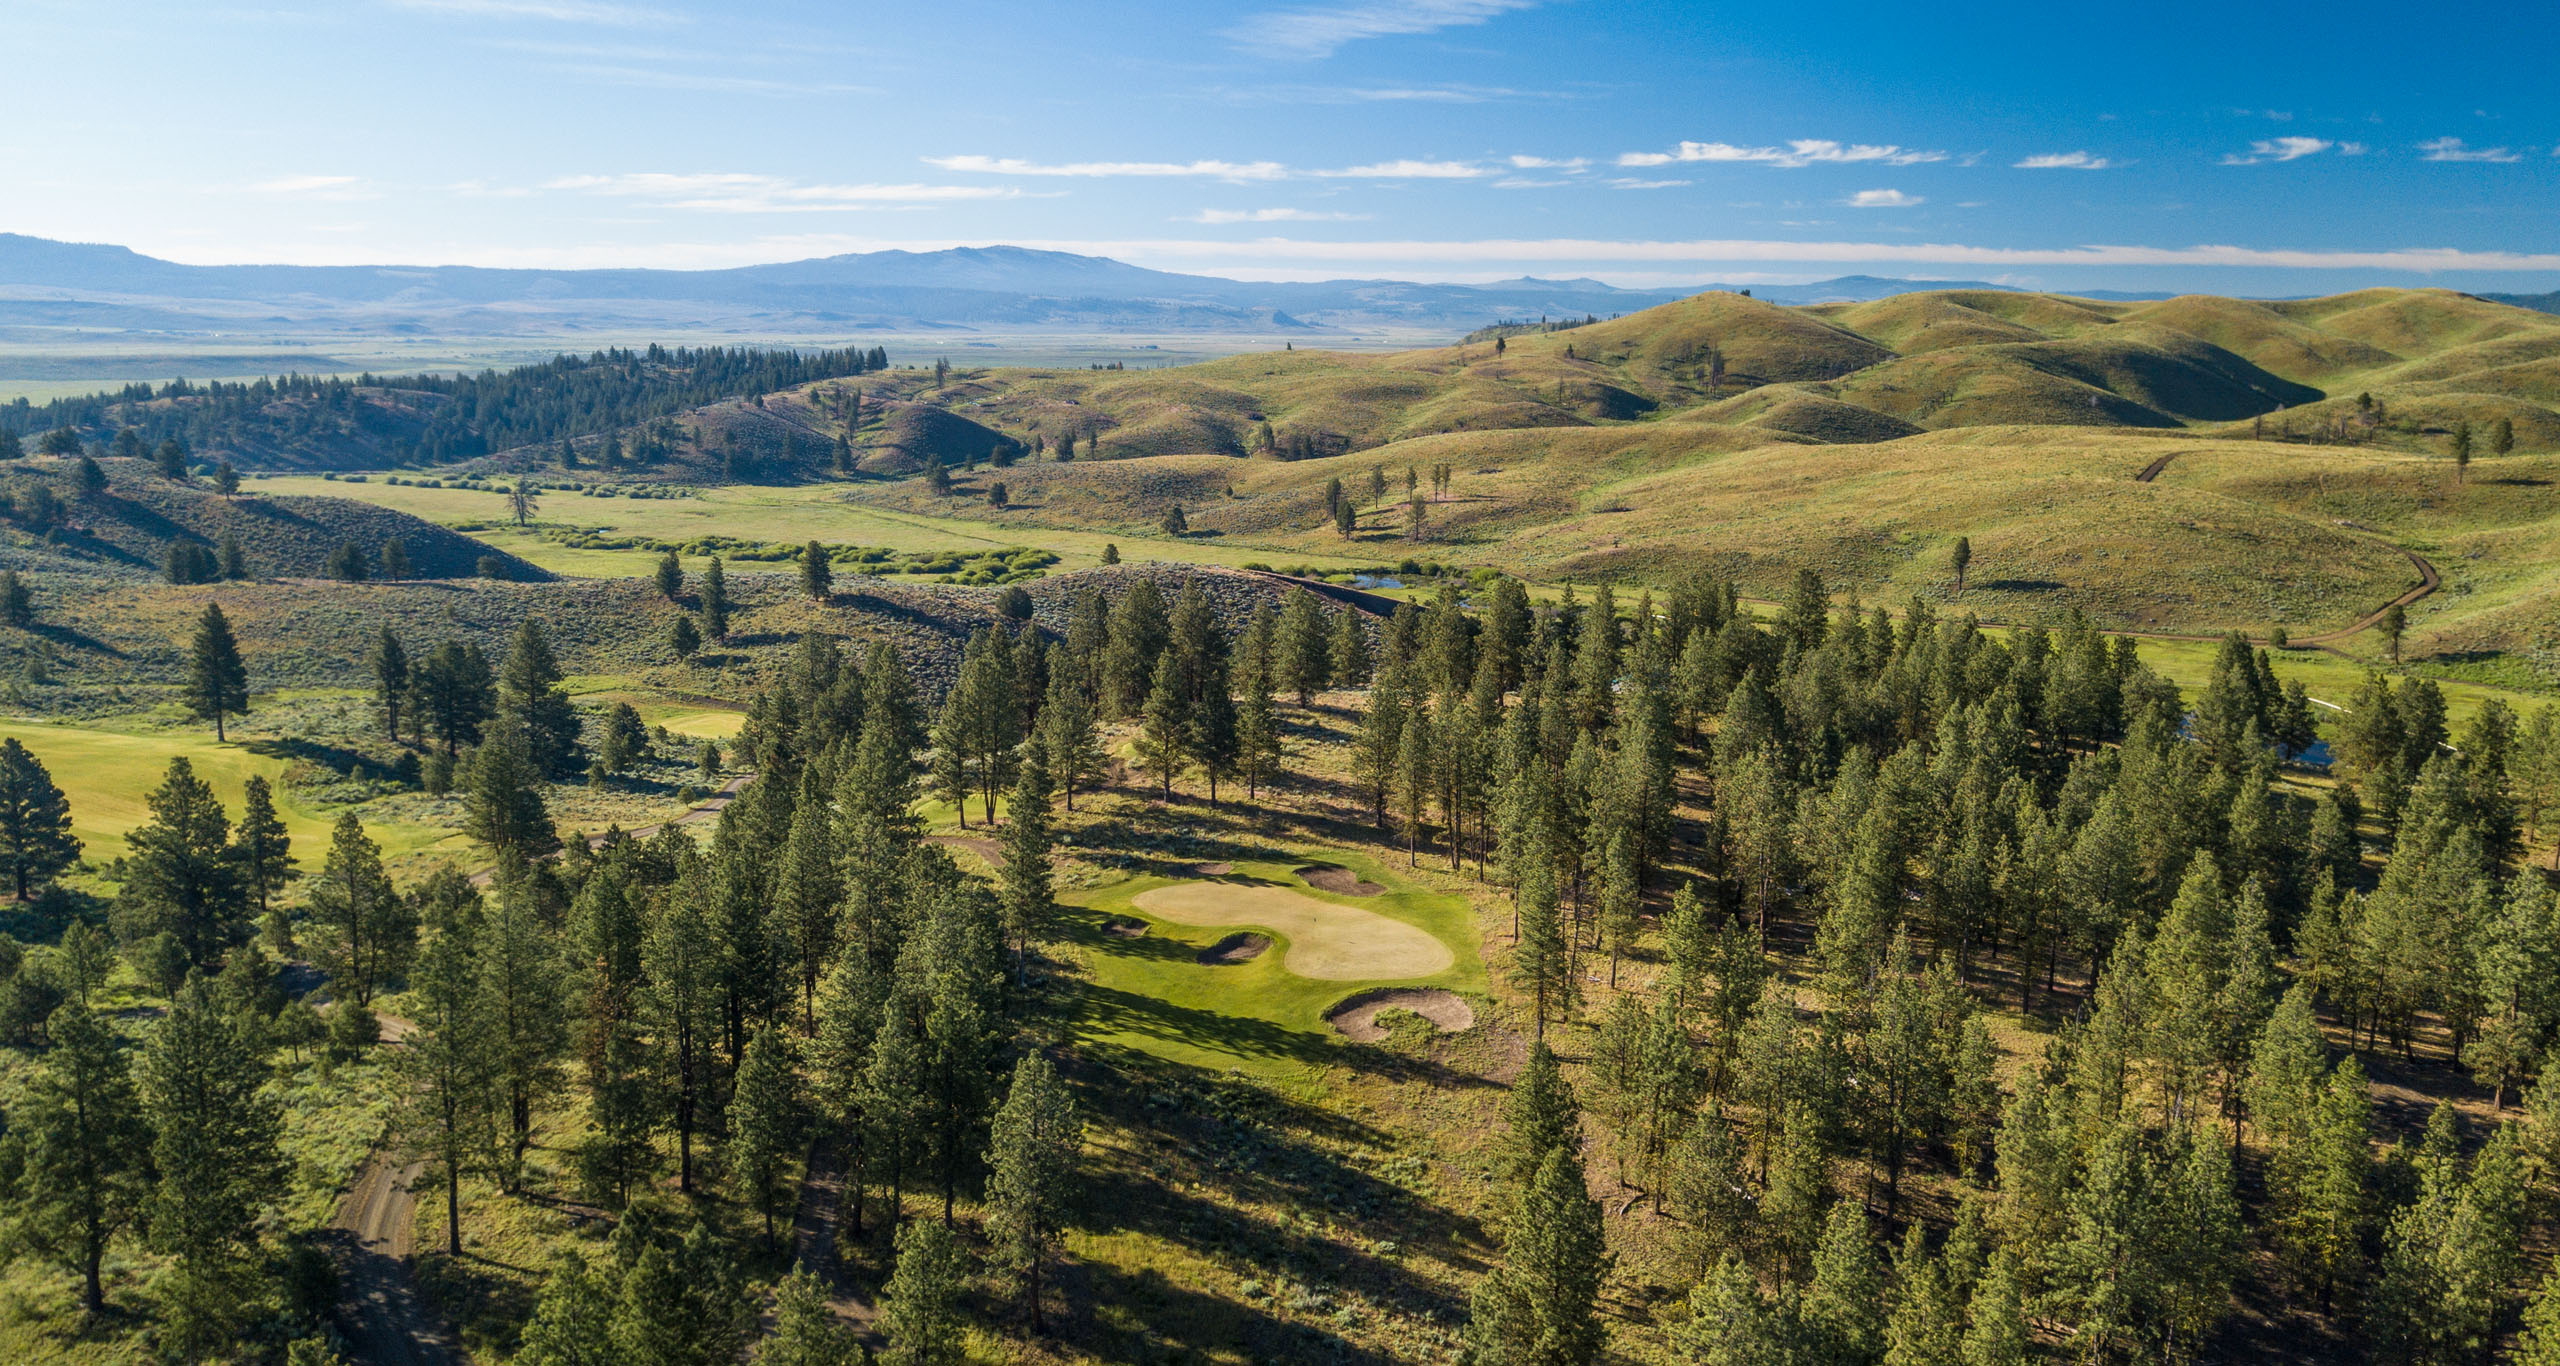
<box><xmin>0</xmin><ymin>457</ymin><xmax>548</xmax><ymax>581</ymax></box>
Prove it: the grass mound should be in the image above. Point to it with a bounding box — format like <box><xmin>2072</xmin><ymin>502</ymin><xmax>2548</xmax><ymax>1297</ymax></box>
<box><xmin>0</xmin><ymin>458</ymin><xmax>545</xmax><ymax>581</ymax></box>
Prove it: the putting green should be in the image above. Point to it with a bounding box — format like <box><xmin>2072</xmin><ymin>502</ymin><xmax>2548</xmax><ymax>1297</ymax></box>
<box><xmin>1132</xmin><ymin>882</ymin><xmax>1454</xmax><ymax>980</ymax></box>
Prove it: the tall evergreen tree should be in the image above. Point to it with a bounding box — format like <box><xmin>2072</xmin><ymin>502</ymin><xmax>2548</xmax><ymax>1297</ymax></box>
<box><xmin>0</xmin><ymin>1003</ymin><xmax>149</xmax><ymax>1317</ymax></box>
<box><xmin>138</xmin><ymin>978</ymin><xmax>284</xmax><ymax>1355</ymax></box>
<box><xmin>984</xmin><ymin>1053</ymin><xmax>1081</xmax><ymax>1332</ymax></box>
<box><xmin>730</xmin><ymin>1020</ymin><xmax>804</xmax><ymax>1247</ymax></box>
<box><xmin>371</xmin><ymin>626</ymin><xmax>409</xmax><ymax>741</ymax></box>
<box><xmin>398</xmin><ymin>884</ymin><xmax>491</xmax><ymax>1257</ymax></box>
<box><xmin>0</xmin><ymin>737</ymin><xmax>78</xmax><ymax>900</ymax></box>
<box><xmin>880</xmin><ymin>1216</ymin><xmax>972</xmax><ymax>1366</ymax></box>
<box><xmin>1469</xmin><ymin>1146</ymin><xmax>1610</xmax><ymax>1366</ymax></box>
<box><xmin>184</xmin><ymin>602</ymin><xmax>249</xmax><ymax>741</ymax></box>
<box><xmin>307</xmin><ymin>812</ymin><xmax>412</xmax><ymax>1005</ymax></box>
<box><xmin>117</xmin><ymin>757</ymin><xmax>246</xmax><ymax>972</ymax></box>
<box><xmin>498</xmin><ymin>619</ymin><xmax>585</xmax><ymax>778</ymax></box>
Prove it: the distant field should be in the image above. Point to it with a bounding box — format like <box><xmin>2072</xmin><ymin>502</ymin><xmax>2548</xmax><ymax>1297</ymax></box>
<box><xmin>254</xmin><ymin>475</ymin><xmax>1385</xmax><ymax>578</ymax></box>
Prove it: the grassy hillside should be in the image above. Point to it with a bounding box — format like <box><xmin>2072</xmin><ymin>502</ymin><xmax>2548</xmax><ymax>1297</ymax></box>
<box><xmin>0</xmin><ymin>456</ymin><xmax>547</xmax><ymax>580</ymax></box>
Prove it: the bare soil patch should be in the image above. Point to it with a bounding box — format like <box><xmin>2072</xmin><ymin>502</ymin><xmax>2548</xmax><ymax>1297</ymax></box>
<box><xmin>1297</xmin><ymin>863</ymin><xmax>1385</xmax><ymax>897</ymax></box>
<box><xmin>1196</xmin><ymin>932</ymin><xmax>1271</xmax><ymax>964</ymax></box>
<box><xmin>1328</xmin><ymin>989</ymin><xmax>1476</xmax><ymax>1042</ymax></box>
<box><xmin>1133</xmin><ymin>881</ymin><xmax>1452</xmax><ymax>980</ymax></box>
<box><xmin>928</xmin><ymin>834</ymin><xmax>1006</xmax><ymax>867</ymax></box>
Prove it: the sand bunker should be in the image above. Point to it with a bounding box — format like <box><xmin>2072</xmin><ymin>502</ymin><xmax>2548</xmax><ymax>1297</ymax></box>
<box><xmin>1192</xmin><ymin>861</ymin><xmax>1235</xmax><ymax>877</ymax></box>
<box><xmin>1196</xmin><ymin>932</ymin><xmax>1271</xmax><ymax>964</ymax></box>
<box><xmin>1101</xmin><ymin>917</ymin><xmax>1149</xmax><ymax>939</ymax></box>
<box><xmin>1328</xmin><ymin>989</ymin><xmax>1476</xmax><ymax>1042</ymax></box>
<box><xmin>1296</xmin><ymin>863</ymin><xmax>1385</xmax><ymax>897</ymax></box>
<box><xmin>1132</xmin><ymin>882</ymin><xmax>1453</xmax><ymax>981</ymax></box>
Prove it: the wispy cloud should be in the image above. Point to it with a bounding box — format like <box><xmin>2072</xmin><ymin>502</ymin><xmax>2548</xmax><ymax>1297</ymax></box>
<box><xmin>1610</xmin><ymin>178</ymin><xmax>1687</xmax><ymax>191</ymax></box>
<box><xmin>1188</xmin><ymin>208</ymin><xmax>1369</xmax><ymax>223</ymax></box>
<box><xmin>2220</xmin><ymin>136</ymin><xmax>2334</xmax><ymax>165</ymax></box>
<box><xmin>1508</xmin><ymin>155</ymin><xmax>1589</xmax><ymax>171</ymax></box>
<box><xmin>926</xmin><ymin>155</ymin><xmax>1288</xmax><ymax>182</ymax></box>
<box><xmin>2419</xmin><ymin>137</ymin><xmax>2523</xmax><ymax>163</ymax></box>
<box><xmin>1226</xmin><ymin>0</ymin><xmax>1536</xmax><ymax>59</ymax></box>
<box><xmin>249</xmin><ymin>174</ymin><xmax>366</xmax><ymax>194</ymax></box>
<box><xmin>2015</xmin><ymin>151</ymin><xmax>2114</xmax><ymax>170</ymax></box>
<box><xmin>542</xmin><ymin>63</ymin><xmax>863</xmax><ymax>95</ymax></box>
<box><xmin>548</xmin><ymin>173</ymin><xmax>1023</xmax><ymax>212</ymax></box>
<box><xmin>1315</xmin><ymin>159</ymin><xmax>1486</xmax><ymax>178</ymax></box>
<box><xmin>1619</xmin><ymin>139</ymin><xmax>1944</xmax><ymax>169</ymax></box>
<box><xmin>1847</xmin><ymin>188</ymin><xmax>1924</xmax><ymax>208</ymax></box>
<box><xmin>382</xmin><ymin>0</ymin><xmax>682</xmax><ymax>25</ymax></box>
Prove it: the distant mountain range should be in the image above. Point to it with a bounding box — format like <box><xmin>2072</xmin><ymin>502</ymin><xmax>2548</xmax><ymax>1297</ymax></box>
<box><xmin>0</xmin><ymin>233</ymin><xmax>2155</xmax><ymax>342</ymax></box>
<box><xmin>2487</xmin><ymin>291</ymin><xmax>2560</xmax><ymax>316</ymax></box>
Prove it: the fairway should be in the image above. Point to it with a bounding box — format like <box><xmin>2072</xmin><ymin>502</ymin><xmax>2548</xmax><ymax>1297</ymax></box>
<box><xmin>0</xmin><ymin>716</ymin><xmax>465</xmax><ymax>867</ymax></box>
<box><xmin>1065</xmin><ymin>854</ymin><xmax>1484</xmax><ymax>1076</ymax></box>
<box><xmin>1131</xmin><ymin>880</ymin><xmax>1454</xmax><ymax>980</ymax></box>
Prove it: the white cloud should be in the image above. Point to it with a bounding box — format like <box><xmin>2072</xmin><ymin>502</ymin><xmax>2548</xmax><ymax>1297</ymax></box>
<box><xmin>2015</xmin><ymin>151</ymin><xmax>2114</xmax><ymax>170</ymax></box>
<box><xmin>2221</xmin><ymin>137</ymin><xmax>2333</xmax><ymax>165</ymax></box>
<box><xmin>2420</xmin><ymin>137</ymin><xmax>2523</xmax><ymax>163</ymax></box>
<box><xmin>249</xmin><ymin>174</ymin><xmax>365</xmax><ymax>194</ymax></box>
<box><xmin>1847</xmin><ymin>188</ymin><xmax>1924</xmax><ymax>208</ymax></box>
<box><xmin>1610</xmin><ymin>178</ymin><xmax>1686</xmax><ymax>191</ymax></box>
<box><xmin>1225</xmin><ymin>0</ymin><xmax>1536</xmax><ymax>59</ymax></box>
<box><xmin>1619</xmin><ymin>139</ymin><xmax>1945</xmax><ymax>169</ymax></box>
<box><xmin>926</xmin><ymin>155</ymin><xmax>1289</xmax><ymax>182</ymax></box>
<box><xmin>1508</xmin><ymin>155</ymin><xmax>1590</xmax><ymax>170</ymax></box>
<box><xmin>547</xmin><ymin>173</ymin><xmax>1022</xmax><ymax>212</ymax></box>
<box><xmin>1188</xmin><ymin>208</ymin><xmax>1368</xmax><ymax>223</ymax></box>
<box><xmin>2340</xmin><ymin>142</ymin><xmax>2370</xmax><ymax>156</ymax></box>
<box><xmin>382</xmin><ymin>0</ymin><xmax>681</xmax><ymax>24</ymax></box>
<box><xmin>1315</xmin><ymin>159</ymin><xmax>1486</xmax><ymax>178</ymax></box>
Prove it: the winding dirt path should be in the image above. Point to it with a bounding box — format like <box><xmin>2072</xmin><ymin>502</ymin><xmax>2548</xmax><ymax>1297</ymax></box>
<box><xmin>327</xmin><ymin>1012</ymin><xmax>457</xmax><ymax>1366</ymax></box>
<box><xmin>2123</xmin><ymin>449</ymin><xmax>2441</xmax><ymax>651</ymax></box>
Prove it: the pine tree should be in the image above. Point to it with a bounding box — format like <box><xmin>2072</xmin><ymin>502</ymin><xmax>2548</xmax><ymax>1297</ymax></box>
<box><xmin>1498</xmin><ymin>1042</ymin><xmax>1584</xmax><ymax>1194</ymax></box>
<box><xmin>730</xmin><ymin>1020</ymin><xmax>803</xmax><ymax>1247</ymax></box>
<box><xmin>184</xmin><ymin>602</ymin><xmax>249</xmax><ymax>740</ymax></box>
<box><xmin>371</xmin><ymin>626</ymin><xmax>408</xmax><ymax>741</ymax></box>
<box><xmin>1883</xmin><ymin>1223</ymin><xmax>1961</xmax><ymax>1366</ymax></box>
<box><xmin>398</xmin><ymin>884</ymin><xmax>491</xmax><ymax>1257</ymax></box>
<box><xmin>984</xmin><ymin>1053</ymin><xmax>1081</xmax><ymax>1331</ymax></box>
<box><xmin>700</xmin><ymin>554</ymin><xmax>731</xmax><ymax>641</ymax></box>
<box><xmin>498</xmin><ymin>618</ymin><xmax>585</xmax><ymax>778</ymax></box>
<box><xmin>1511</xmin><ymin>838</ymin><xmax>1576</xmax><ymax>1038</ymax></box>
<box><xmin>139</xmin><ymin>977</ymin><xmax>284</xmax><ymax>1355</ymax></box>
<box><xmin>117</xmin><ymin>756</ymin><xmax>246</xmax><ymax>971</ymax></box>
<box><xmin>1468</xmin><ymin>1146</ymin><xmax>1610</xmax><ymax>1366</ymax></box>
<box><xmin>463</xmin><ymin>720</ymin><xmax>557</xmax><ymax>861</ymax></box>
<box><xmin>655</xmin><ymin>549</ymin><xmax>685</xmax><ymax>600</ymax></box>
<box><xmin>1960</xmin><ymin>1248</ymin><xmax>2030</xmax><ymax>1366</ymax></box>
<box><xmin>0</xmin><ymin>737</ymin><xmax>79</xmax><ymax>900</ymax></box>
<box><xmin>610</xmin><ymin>1221</ymin><xmax>753</xmax><ymax>1365</ymax></box>
<box><xmin>759</xmin><ymin>1265</ymin><xmax>858</xmax><ymax>1366</ymax></box>
<box><xmin>307</xmin><ymin>812</ymin><xmax>411</xmax><ymax>1005</ymax></box>
<box><xmin>880</xmin><ymin>1216</ymin><xmax>972</xmax><ymax>1366</ymax></box>
<box><xmin>1038</xmin><ymin>665</ymin><xmax>1107</xmax><ymax>810</ymax></box>
<box><xmin>476</xmin><ymin>876</ymin><xmax>565</xmax><ymax>1190</ymax></box>
<box><xmin>0</xmin><ymin>1002</ymin><xmax>149</xmax><ymax>1317</ymax></box>
<box><xmin>1331</xmin><ymin>602</ymin><xmax>1372</xmax><ymax>684</ymax></box>
<box><xmin>801</xmin><ymin>540</ymin><xmax>833</xmax><ymax>600</ymax></box>
<box><xmin>1802</xmin><ymin>1200</ymin><xmax>1886</xmax><ymax>1365</ymax></box>
<box><xmin>0</xmin><ymin>569</ymin><xmax>30</xmax><ymax>628</ymax></box>
<box><xmin>1672</xmin><ymin>1255</ymin><xmax>1782</xmax><ymax>1366</ymax></box>
<box><xmin>1137</xmin><ymin>652</ymin><xmax>1189</xmax><ymax>799</ymax></box>
<box><xmin>776</xmin><ymin>789</ymin><xmax>843</xmax><ymax>1030</ymax></box>
<box><xmin>999</xmin><ymin>751</ymin><xmax>1057</xmax><ymax>971</ymax></box>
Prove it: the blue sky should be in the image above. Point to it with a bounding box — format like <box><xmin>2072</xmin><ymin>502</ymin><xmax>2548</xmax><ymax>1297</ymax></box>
<box><xmin>7</xmin><ymin>0</ymin><xmax>2557</xmax><ymax>294</ymax></box>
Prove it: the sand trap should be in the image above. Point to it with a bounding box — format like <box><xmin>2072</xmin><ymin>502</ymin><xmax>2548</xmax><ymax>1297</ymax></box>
<box><xmin>1192</xmin><ymin>861</ymin><xmax>1235</xmax><ymax>877</ymax></box>
<box><xmin>1328</xmin><ymin>989</ymin><xmax>1476</xmax><ymax>1042</ymax></box>
<box><xmin>1132</xmin><ymin>882</ymin><xmax>1453</xmax><ymax>981</ymax></box>
<box><xmin>1297</xmin><ymin>863</ymin><xmax>1385</xmax><ymax>897</ymax></box>
<box><xmin>1102</xmin><ymin>917</ymin><xmax>1149</xmax><ymax>939</ymax></box>
<box><xmin>1197</xmin><ymin>932</ymin><xmax>1270</xmax><ymax>964</ymax></box>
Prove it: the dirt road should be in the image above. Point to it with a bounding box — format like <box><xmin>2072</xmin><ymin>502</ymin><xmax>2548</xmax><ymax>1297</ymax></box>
<box><xmin>327</xmin><ymin>1011</ymin><xmax>456</xmax><ymax>1366</ymax></box>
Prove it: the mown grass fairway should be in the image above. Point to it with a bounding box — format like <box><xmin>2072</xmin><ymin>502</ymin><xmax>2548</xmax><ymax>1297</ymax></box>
<box><xmin>1064</xmin><ymin>854</ymin><xmax>1483</xmax><ymax>1077</ymax></box>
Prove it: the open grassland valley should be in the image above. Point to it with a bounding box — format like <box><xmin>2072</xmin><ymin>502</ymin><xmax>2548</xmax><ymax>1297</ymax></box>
<box><xmin>0</xmin><ymin>285</ymin><xmax>2558</xmax><ymax>1366</ymax></box>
